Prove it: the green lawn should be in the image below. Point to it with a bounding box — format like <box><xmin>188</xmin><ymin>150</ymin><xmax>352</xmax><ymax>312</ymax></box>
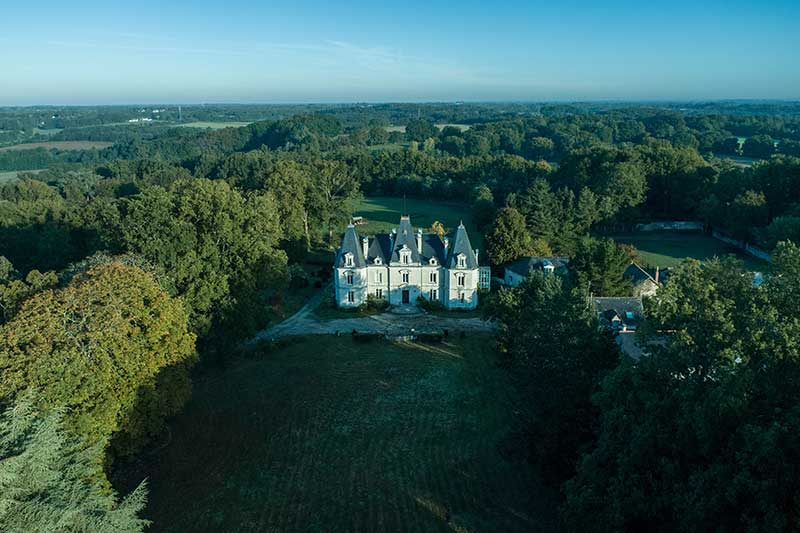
<box><xmin>610</xmin><ymin>231</ymin><xmax>769</xmax><ymax>271</ymax></box>
<box><xmin>178</xmin><ymin>121</ymin><xmax>252</xmax><ymax>129</ymax></box>
<box><xmin>0</xmin><ymin>169</ymin><xmax>45</xmax><ymax>182</ymax></box>
<box><xmin>114</xmin><ymin>335</ymin><xmax>556</xmax><ymax>532</ymax></box>
<box><xmin>350</xmin><ymin>196</ymin><xmax>484</xmax><ymax>252</ymax></box>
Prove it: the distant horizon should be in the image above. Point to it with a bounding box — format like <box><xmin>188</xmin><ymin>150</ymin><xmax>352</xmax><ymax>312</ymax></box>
<box><xmin>2</xmin><ymin>1</ymin><xmax>798</xmax><ymax>105</ymax></box>
<box><xmin>3</xmin><ymin>97</ymin><xmax>800</xmax><ymax>108</ymax></box>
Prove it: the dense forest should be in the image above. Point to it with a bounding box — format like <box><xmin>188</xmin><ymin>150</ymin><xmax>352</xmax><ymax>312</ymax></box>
<box><xmin>2</xmin><ymin>101</ymin><xmax>800</xmax><ymax>531</ymax></box>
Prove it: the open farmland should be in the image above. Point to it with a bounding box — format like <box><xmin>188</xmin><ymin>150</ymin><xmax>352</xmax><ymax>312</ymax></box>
<box><xmin>0</xmin><ymin>140</ymin><xmax>113</xmax><ymax>152</ymax></box>
<box><xmin>178</xmin><ymin>121</ymin><xmax>252</xmax><ymax>129</ymax></box>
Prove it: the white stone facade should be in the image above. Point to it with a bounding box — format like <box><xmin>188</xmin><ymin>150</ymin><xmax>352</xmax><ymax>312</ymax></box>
<box><xmin>334</xmin><ymin>215</ymin><xmax>480</xmax><ymax>310</ymax></box>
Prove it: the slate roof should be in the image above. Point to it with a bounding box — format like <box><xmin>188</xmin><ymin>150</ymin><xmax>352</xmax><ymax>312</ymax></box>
<box><xmin>365</xmin><ymin>234</ymin><xmax>392</xmax><ymax>264</ymax></box>
<box><xmin>390</xmin><ymin>216</ymin><xmax>421</xmax><ymax>264</ymax></box>
<box><xmin>506</xmin><ymin>256</ymin><xmax>570</xmax><ymax>277</ymax></box>
<box><xmin>336</xmin><ymin>224</ymin><xmax>366</xmax><ymax>268</ymax></box>
<box><xmin>337</xmin><ymin>215</ymin><xmax>473</xmax><ymax>268</ymax></box>
<box><xmin>624</xmin><ymin>262</ymin><xmax>657</xmax><ymax>285</ymax></box>
<box><xmin>446</xmin><ymin>222</ymin><xmax>478</xmax><ymax>269</ymax></box>
<box><xmin>420</xmin><ymin>234</ymin><xmax>446</xmax><ymax>264</ymax></box>
<box><xmin>593</xmin><ymin>297</ymin><xmax>644</xmax><ymax>328</ymax></box>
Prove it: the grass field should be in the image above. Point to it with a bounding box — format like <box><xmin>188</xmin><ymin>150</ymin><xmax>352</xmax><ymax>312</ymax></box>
<box><xmin>115</xmin><ymin>335</ymin><xmax>555</xmax><ymax>532</ymax></box>
<box><xmin>0</xmin><ymin>140</ymin><xmax>113</xmax><ymax>152</ymax></box>
<box><xmin>385</xmin><ymin>123</ymin><xmax>471</xmax><ymax>134</ymax></box>
<box><xmin>0</xmin><ymin>169</ymin><xmax>45</xmax><ymax>182</ymax></box>
<box><xmin>350</xmin><ymin>196</ymin><xmax>484</xmax><ymax>252</ymax></box>
<box><xmin>610</xmin><ymin>231</ymin><xmax>768</xmax><ymax>271</ymax></box>
<box><xmin>178</xmin><ymin>121</ymin><xmax>252</xmax><ymax>129</ymax></box>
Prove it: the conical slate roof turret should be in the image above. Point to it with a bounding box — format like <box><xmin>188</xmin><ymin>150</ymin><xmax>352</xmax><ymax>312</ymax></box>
<box><xmin>390</xmin><ymin>215</ymin><xmax>421</xmax><ymax>264</ymax></box>
<box><xmin>336</xmin><ymin>224</ymin><xmax>366</xmax><ymax>268</ymax></box>
<box><xmin>446</xmin><ymin>221</ymin><xmax>478</xmax><ymax>269</ymax></box>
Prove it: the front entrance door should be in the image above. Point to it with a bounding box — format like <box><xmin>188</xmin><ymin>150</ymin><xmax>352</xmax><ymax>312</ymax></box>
<box><xmin>402</xmin><ymin>289</ymin><xmax>410</xmax><ymax>304</ymax></box>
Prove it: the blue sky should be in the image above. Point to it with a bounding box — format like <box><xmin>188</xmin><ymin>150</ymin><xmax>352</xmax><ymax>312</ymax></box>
<box><xmin>1</xmin><ymin>0</ymin><xmax>798</xmax><ymax>104</ymax></box>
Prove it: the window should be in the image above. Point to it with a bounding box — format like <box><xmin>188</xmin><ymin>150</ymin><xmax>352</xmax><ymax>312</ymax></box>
<box><xmin>376</xmin><ymin>288</ymin><xmax>383</xmax><ymax>298</ymax></box>
<box><xmin>430</xmin><ymin>272</ymin><xmax>437</xmax><ymax>283</ymax></box>
<box><xmin>376</xmin><ymin>271</ymin><xmax>383</xmax><ymax>283</ymax></box>
<box><xmin>345</xmin><ymin>253</ymin><xmax>353</xmax><ymax>267</ymax></box>
<box><xmin>457</xmin><ymin>273</ymin><xmax>465</xmax><ymax>287</ymax></box>
<box><xmin>348</xmin><ymin>291</ymin><xmax>354</xmax><ymax>303</ymax></box>
<box><xmin>459</xmin><ymin>292</ymin><xmax>465</xmax><ymax>303</ymax></box>
<box><xmin>479</xmin><ymin>267</ymin><xmax>490</xmax><ymax>289</ymax></box>
<box><xmin>346</xmin><ymin>272</ymin><xmax>354</xmax><ymax>285</ymax></box>
<box><xmin>458</xmin><ymin>254</ymin><xmax>465</xmax><ymax>268</ymax></box>
<box><xmin>374</xmin><ymin>257</ymin><xmax>382</xmax><ymax>265</ymax></box>
<box><xmin>429</xmin><ymin>258</ymin><xmax>437</xmax><ymax>266</ymax></box>
<box><xmin>430</xmin><ymin>289</ymin><xmax>438</xmax><ymax>301</ymax></box>
<box><xmin>402</xmin><ymin>272</ymin><xmax>409</xmax><ymax>283</ymax></box>
<box><xmin>403</xmin><ymin>253</ymin><xmax>410</xmax><ymax>265</ymax></box>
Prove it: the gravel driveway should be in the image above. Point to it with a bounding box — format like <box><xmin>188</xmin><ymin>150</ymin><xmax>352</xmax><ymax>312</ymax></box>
<box><xmin>249</xmin><ymin>287</ymin><xmax>495</xmax><ymax>344</ymax></box>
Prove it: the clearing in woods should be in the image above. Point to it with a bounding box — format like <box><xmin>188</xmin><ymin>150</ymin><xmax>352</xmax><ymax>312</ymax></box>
<box><xmin>114</xmin><ymin>335</ymin><xmax>556</xmax><ymax>532</ymax></box>
<box><xmin>610</xmin><ymin>231</ymin><xmax>768</xmax><ymax>271</ymax></box>
<box><xmin>349</xmin><ymin>196</ymin><xmax>484</xmax><ymax>251</ymax></box>
<box><xmin>177</xmin><ymin>121</ymin><xmax>252</xmax><ymax>129</ymax></box>
<box><xmin>385</xmin><ymin>123</ymin><xmax>472</xmax><ymax>133</ymax></box>
<box><xmin>0</xmin><ymin>141</ymin><xmax>113</xmax><ymax>152</ymax></box>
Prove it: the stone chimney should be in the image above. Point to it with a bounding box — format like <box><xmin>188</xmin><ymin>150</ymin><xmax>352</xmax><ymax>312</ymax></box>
<box><xmin>655</xmin><ymin>266</ymin><xmax>660</xmax><ymax>283</ymax></box>
<box><xmin>362</xmin><ymin>236</ymin><xmax>369</xmax><ymax>259</ymax></box>
<box><xmin>416</xmin><ymin>230</ymin><xmax>423</xmax><ymax>254</ymax></box>
<box><xmin>475</xmin><ymin>249</ymin><xmax>479</xmax><ymax>264</ymax></box>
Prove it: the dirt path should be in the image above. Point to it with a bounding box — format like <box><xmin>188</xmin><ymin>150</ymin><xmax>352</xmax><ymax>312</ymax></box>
<box><xmin>249</xmin><ymin>287</ymin><xmax>494</xmax><ymax>344</ymax></box>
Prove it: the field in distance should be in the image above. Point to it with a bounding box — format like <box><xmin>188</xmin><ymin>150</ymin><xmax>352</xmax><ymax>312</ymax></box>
<box><xmin>115</xmin><ymin>334</ymin><xmax>556</xmax><ymax>532</ymax></box>
<box><xmin>0</xmin><ymin>141</ymin><xmax>112</xmax><ymax>152</ymax></box>
<box><xmin>385</xmin><ymin>123</ymin><xmax>471</xmax><ymax>133</ymax></box>
<box><xmin>0</xmin><ymin>169</ymin><xmax>45</xmax><ymax>182</ymax></box>
<box><xmin>177</xmin><ymin>121</ymin><xmax>252</xmax><ymax>129</ymax></box>
<box><xmin>610</xmin><ymin>231</ymin><xmax>768</xmax><ymax>271</ymax></box>
<box><xmin>350</xmin><ymin>195</ymin><xmax>483</xmax><ymax>251</ymax></box>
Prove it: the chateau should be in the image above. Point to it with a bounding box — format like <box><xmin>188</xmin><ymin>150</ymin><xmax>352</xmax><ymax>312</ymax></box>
<box><xmin>334</xmin><ymin>215</ymin><xmax>488</xmax><ymax>310</ymax></box>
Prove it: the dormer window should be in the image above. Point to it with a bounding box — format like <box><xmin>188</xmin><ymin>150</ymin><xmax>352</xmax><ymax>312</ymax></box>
<box><xmin>374</xmin><ymin>257</ymin><xmax>382</xmax><ymax>265</ymax></box>
<box><xmin>457</xmin><ymin>254</ymin><xmax>466</xmax><ymax>268</ymax></box>
<box><xmin>429</xmin><ymin>257</ymin><xmax>437</xmax><ymax>266</ymax></box>
<box><xmin>400</xmin><ymin>245</ymin><xmax>411</xmax><ymax>265</ymax></box>
<box><xmin>344</xmin><ymin>253</ymin><xmax>353</xmax><ymax>267</ymax></box>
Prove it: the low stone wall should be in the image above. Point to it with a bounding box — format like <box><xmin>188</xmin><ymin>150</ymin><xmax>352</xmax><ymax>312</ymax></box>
<box><xmin>711</xmin><ymin>230</ymin><xmax>772</xmax><ymax>263</ymax></box>
<box><xmin>635</xmin><ymin>221</ymin><xmax>704</xmax><ymax>232</ymax></box>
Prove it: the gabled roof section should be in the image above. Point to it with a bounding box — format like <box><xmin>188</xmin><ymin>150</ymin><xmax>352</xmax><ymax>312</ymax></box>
<box><xmin>421</xmin><ymin>234</ymin><xmax>446</xmax><ymax>265</ymax></box>
<box><xmin>446</xmin><ymin>222</ymin><xmax>478</xmax><ymax>269</ymax></box>
<box><xmin>390</xmin><ymin>215</ymin><xmax>421</xmax><ymax>264</ymax></box>
<box><xmin>366</xmin><ymin>234</ymin><xmax>392</xmax><ymax>264</ymax></box>
<box><xmin>335</xmin><ymin>224</ymin><xmax>366</xmax><ymax>268</ymax></box>
<box><xmin>506</xmin><ymin>256</ymin><xmax>570</xmax><ymax>277</ymax></box>
<box><xmin>624</xmin><ymin>262</ymin><xmax>657</xmax><ymax>285</ymax></box>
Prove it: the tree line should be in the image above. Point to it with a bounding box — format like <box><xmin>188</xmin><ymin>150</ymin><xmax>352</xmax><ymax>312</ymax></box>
<box><xmin>488</xmin><ymin>242</ymin><xmax>800</xmax><ymax>531</ymax></box>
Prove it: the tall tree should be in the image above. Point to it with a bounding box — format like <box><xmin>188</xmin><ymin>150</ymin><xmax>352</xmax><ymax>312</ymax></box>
<box><xmin>563</xmin><ymin>251</ymin><xmax>800</xmax><ymax>532</ymax></box>
<box><xmin>0</xmin><ymin>395</ymin><xmax>149</xmax><ymax>533</ymax></box>
<box><xmin>487</xmin><ymin>273</ymin><xmax>620</xmax><ymax>486</ymax></box>
<box><xmin>486</xmin><ymin>207</ymin><xmax>534</xmax><ymax>266</ymax></box>
<box><xmin>0</xmin><ymin>262</ymin><xmax>196</xmax><ymax>457</ymax></box>
<box><xmin>569</xmin><ymin>236</ymin><xmax>632</xmax><ymax>296</ymax></box>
